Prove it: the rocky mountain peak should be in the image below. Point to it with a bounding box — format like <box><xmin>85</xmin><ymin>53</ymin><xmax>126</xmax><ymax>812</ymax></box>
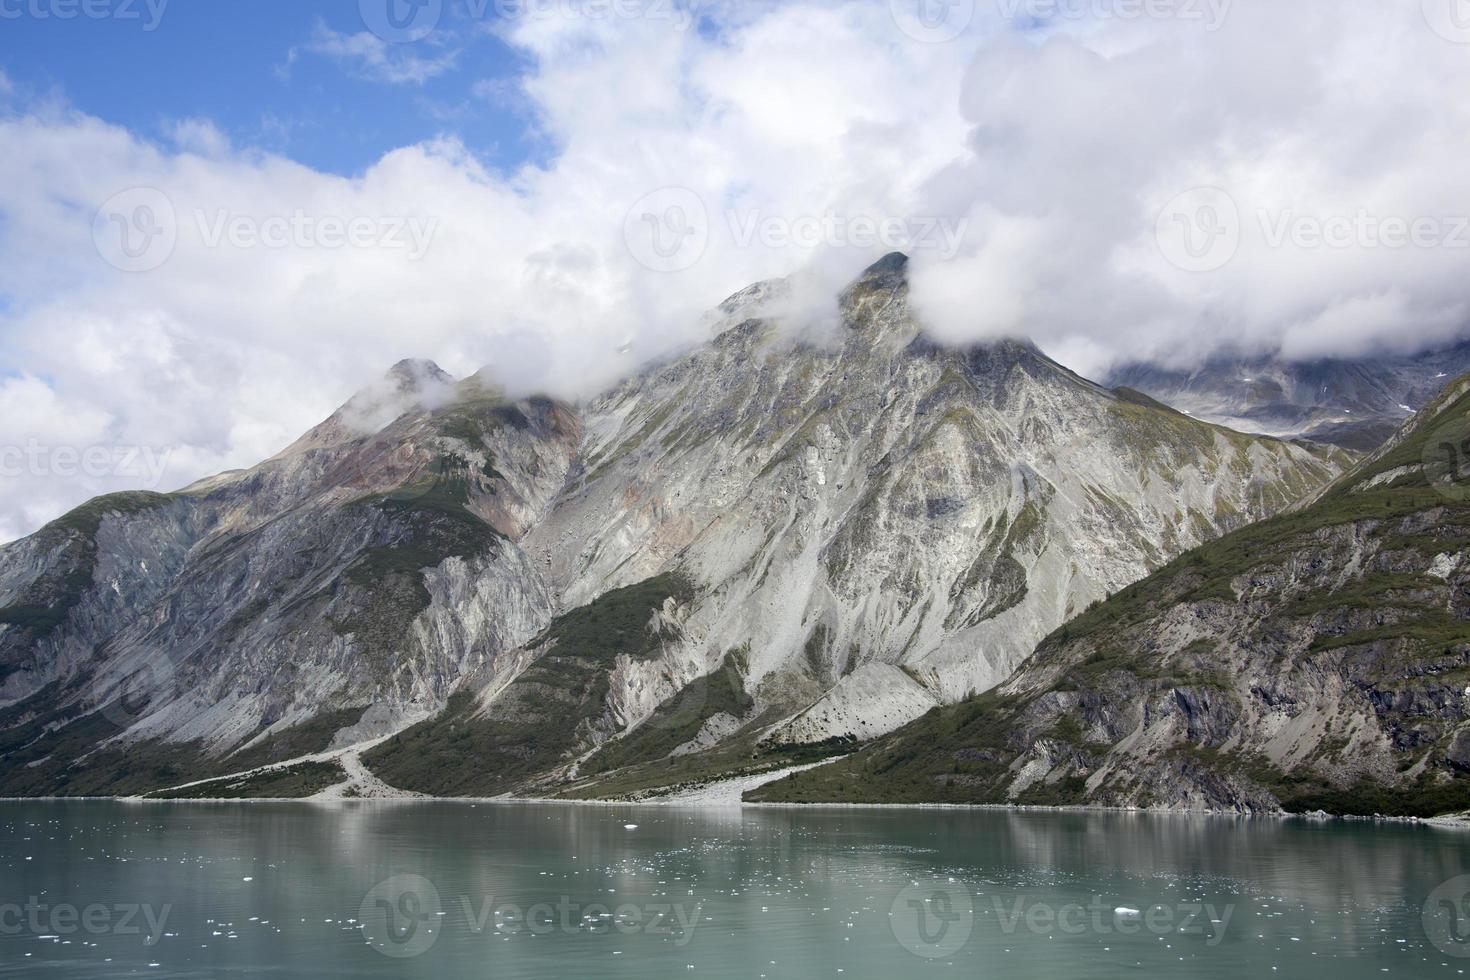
<box><xmin>855</xmin><ymin>250</ymin><xmax>910</xmax><ymax>287</ymax></box>
<box><xmin>385</xmin><ymin>358</ymin><xmax>454</xmax><ymax>394</ymax></box>
<box><xmin>0</xmin><ymin>258</ymin><xmax>1355</xmax><ymax>803</ymax></box>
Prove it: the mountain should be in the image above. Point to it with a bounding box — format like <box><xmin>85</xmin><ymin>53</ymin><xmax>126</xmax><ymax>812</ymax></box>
<box><xmin>358</xmin><ymin>255</ymin><xmax>1347</xmax><ymax>799</ymax></box>
<box><xmin>753</xmin><ymin>371</ymin><xmax>1470</xmax><ymax>816</ymax></box>
<box><xmin>0</xmin><ymin>365</ymin><xmax>579</xmax><ymax>796</ymax></box>
<box><xmin>1108</xmin><ymin>343</ymin><xmax>1470</xmax><ymax>451</ymax></box>
<box><xmin>0</xmin><ymin>255</ymin><xmax>1349</xmax><ymax>799</ymax></box>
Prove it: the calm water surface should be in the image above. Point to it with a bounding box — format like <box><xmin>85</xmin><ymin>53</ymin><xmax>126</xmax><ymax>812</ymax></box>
<box><xmin>1</xmin><ymin>801</ymin><xmax>1468</xmax><ymax>978</ymax></box>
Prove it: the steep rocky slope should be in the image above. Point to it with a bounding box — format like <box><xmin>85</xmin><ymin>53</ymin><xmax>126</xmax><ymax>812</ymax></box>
<box><xmin>754</xmin><ymin>372</ymin><xmax>1470</xmax><ymax>815</ymax></box>
<box><xmin>364</xmin><ymin>255</ymin><xmax>1346</xmax><ymax>798</ymax></box>
<box><xmin>1110</xmin><ymin>344</ymin><xmax>1470</xmax><ymax>451</ymax></box>
<box><xmin>0</xmin><ymin>364</ymin><xmax>578</xmax><ymax>795</ymax></box>
<box><xmin>0</xmin><ymin>255</ymin><xmax>1349</xmax><ymax>799</ymax></box>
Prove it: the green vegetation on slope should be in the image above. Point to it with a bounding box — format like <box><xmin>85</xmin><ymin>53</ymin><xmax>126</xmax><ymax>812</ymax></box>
<box><xmin>222</xmin><ymin>707</ymin><xmax>370</xmax><ymax>772</ymax></box>
<box><xmin>363</xmin><ymin>572</ymin><xmax>694</xmax><ymax>797</ymax></box>
<box><xmin>0</xmin><ymin>678</ymin><xmax>368</xmax><ymax>798</ymax></box>
<box><xmin>746</xmin><ymin>691</ymin><xmax>1023</xmax><ymax>805</ymax></box>
<box><xmin>145</xmin><ymin>761</ymin><xmax>347</xmax><ymax>800</ymax></box>
<box><xmin>756</xmin><ymin>374</ymin><xmax>1470</xmax><ymax>815</ymax></box>
<box><xmin>0</xmin><ymin>492</ymin><xmax>173</xmax><ymax>639</ymax></box>
<box><xmin>581</xmin><ymin>647</ymin><xmax>754</xmax><ymax>775</ymax></box>
<box><xmin>333</xmin><ymin>457</ymin><xmax>505</xmax><ymax>653</ymax></box>
<box><xmin>0</xmin><ymin>682</ymin><xmax>206</xmax><ymax>797</ymax></box>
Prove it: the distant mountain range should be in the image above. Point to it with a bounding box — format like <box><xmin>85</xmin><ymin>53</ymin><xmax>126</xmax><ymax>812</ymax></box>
<box><xmin>1110</xmin><ymin>344</ymin><xmax>1470</xmax><ymax>451</ymax></box>
<box><xmin>5</xmin><ymin>253</ymin><xmax>1464</xmax><ymax>816</ymax></box>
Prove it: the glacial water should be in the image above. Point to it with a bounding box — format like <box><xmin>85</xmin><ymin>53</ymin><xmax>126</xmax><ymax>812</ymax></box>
<box><xmin>1</xmin><ymin>800</ymin><xmax>1468</xmax><ymax>978</ymax></box>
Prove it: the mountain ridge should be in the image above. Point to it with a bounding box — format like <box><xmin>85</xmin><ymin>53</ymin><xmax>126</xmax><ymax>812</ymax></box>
<box><xmin>1109</xmin><ymin>343</ymin><xmax>1470</xmax><ymax>452</ymax></box>
<box><xmin>754</xmin><ymin>368</ymin><xmax>1470</xmax><ymax>815</ymax></box>
<box><xmin>0</xmin><ymin>254</ymin><xmax>1353</xmax><ymax>800</ymax></box>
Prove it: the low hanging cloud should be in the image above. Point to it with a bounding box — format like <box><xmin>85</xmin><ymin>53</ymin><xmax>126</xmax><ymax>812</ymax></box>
<box><xmin>907</xmin><ymin>1</ymin><xmax>1470</xmax><ymax>373</ymax></box>
<box><xmin>1</xmin><ymin>0</ymin><xmax>1468</xmax><ymax>541</ymax></box>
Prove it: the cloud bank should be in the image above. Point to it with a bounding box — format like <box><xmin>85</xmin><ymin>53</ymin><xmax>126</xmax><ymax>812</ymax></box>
<box><xmin>1</xmin><ymin>0</ymin><xmax>1468</xmax><ymax>540</ymax></box>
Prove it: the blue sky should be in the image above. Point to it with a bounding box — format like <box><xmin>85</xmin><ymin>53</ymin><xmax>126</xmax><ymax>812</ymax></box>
<box><xmin>0</xmin><ymin>0</ymin><xmax>541</xmax><ymax>175</ymax></box>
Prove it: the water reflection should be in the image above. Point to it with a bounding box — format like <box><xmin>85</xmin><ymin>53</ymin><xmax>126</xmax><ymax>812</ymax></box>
<box><xmin>0</xmin><ymin>801</ymin><xmax>1465</xmax><ymax>978</ymax></box>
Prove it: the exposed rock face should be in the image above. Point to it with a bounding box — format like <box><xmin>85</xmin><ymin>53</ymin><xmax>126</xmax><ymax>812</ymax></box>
<box><xmin>1109</xmin><ymin>343</ymin><xmax>1470</xmax><ymax>451</ymax></box>
<box><xmin>0</xmin><ymin>368</ymin><xmax>579</xmax><ymax>794</ymax></box>
<box><xmin>754</xmin><ymin>373</ymin><xmax>1470</xmax><ymax>815</ymax></box>
<box><xmin>0</xmin><ymin>255</ymin><xmax>1348</xmax><ymax>798</ymax></box>
<box><xmin>519</xmin><ymin>255</ymin><xmax>1346</xmax><ymax>755</ymax></box>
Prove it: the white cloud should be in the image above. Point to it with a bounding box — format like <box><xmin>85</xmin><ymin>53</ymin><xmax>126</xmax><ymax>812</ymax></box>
<box><xmin>293</xmin><ymin>24</ymin><xmax>459</xmax><ymax>85</ymax></box>
<box><xmin>905</xmin><ymin>2</ymin><xmax>1470</xmax><ymax>376</ymax></box>
<box><xmin>1</xmin><ymin>0</ymin><xmax>1468</xmax><ymax>541</ymax></box>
